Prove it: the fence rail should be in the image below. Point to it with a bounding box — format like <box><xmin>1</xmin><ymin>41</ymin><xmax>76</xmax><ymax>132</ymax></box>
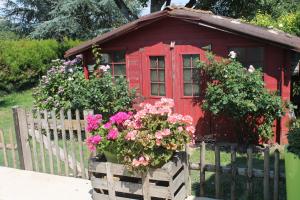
<box><xmin>0</xmin><ymin>128</ymin><xmax>18</xmax><ymax>168</ymax></box>
<box><xmin>188</xmin><ymin>141</ymin><xmax>284</xmax><ymax>200</ymax></box>
<box><xmin>12</xmin><ymin>107</ymin><xmax>93</xmax><ymax>178</ymax></box>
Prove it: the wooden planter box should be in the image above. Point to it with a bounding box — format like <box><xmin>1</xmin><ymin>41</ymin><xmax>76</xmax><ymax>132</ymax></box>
<box><xmin>89</xmin><ymin>152</ymin><xmax>189</xmax><ymax>200</ymax></box>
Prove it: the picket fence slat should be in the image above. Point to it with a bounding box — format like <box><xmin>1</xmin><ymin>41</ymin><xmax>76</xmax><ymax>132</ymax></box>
<box><xmin>0</xmin><ymin>129</ymin><xmax>8</xmax><ymax>167</ymax></box>
<box><xmin>28</xmin><ymin>110</ymin><xmax>39</xmax><ymax>172</ymax></box>
<box><xmin>200</xmin><ymin>141</ymin><xmax>205</xmax><ymax>197</ymax></box>
<box><xmin>230</xmin><ymin>145</ymin><xmax>236</xmax><ymax>200</ymax></box>
<box><xmin>9</xmin><ymin>129</ymin><xmax>17</xmax><ymax>168</ymax></box>
<box><xmin>264</xmin><ymin>147</ymin><xmax>270</xmax><ymax>200</ymax></box>
<box><xmin>37</xmin><ymin>110</ymin><xmax>46</xmax><ymax>172</ymax></box>
<box><xmin>215</xmin><ymin>144</ymin><xmax>221</xmax><ymax>199</ymax></box>
<box><xmin>60</xmin><ymin>109</ymin><xmax>69</xmax><ymax>176</ymax></box>
<box><xmin>75</xmin><ymin>109</ymin><xmax>86</xmax><ymax>179</ymax></box>
<box><xmin>51</xmin><ymin>110</ymin><xmax>62</xmax><ymax>175</ymax></box>
<box><xmin>67</xmin><ymin>109</ymin><xmax>77</xmax><ymax>177</ymax></box>
<box><xmin>44</xmin><ymin>110</ymin><xmax>54</xmax><ymax>174</ymax></box>
<box><xmin>274</xmin><ymin>149</ymin><xmax>280</xmax><ymax>200</ymax></box>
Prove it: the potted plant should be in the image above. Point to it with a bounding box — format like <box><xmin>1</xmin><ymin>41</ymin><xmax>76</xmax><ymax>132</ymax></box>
<box><xmin>86</xmin><ymin>98</ymin><xmax>195</xmax><ymax>199</ymax></box>
<box><xmin>285</xmin><ymin>120</ymin><xmax>300</xmax><ymax>200</ymax></box>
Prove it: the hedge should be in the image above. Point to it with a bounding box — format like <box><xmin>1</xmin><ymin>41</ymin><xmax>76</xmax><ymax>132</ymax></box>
<box><xmin>0</xmin><ymin>39</ymin><xmax>80</xmax><ymax>94</ymax></box>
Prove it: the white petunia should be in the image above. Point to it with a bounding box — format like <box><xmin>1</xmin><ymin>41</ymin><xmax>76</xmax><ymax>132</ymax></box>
<box><xmin>100</xmin><ymin>65</ymin><xmax>110</xmax><ymax>72</ymax></box>
<box><xmin>228</xmin><ymin>51</ymin><xmax>237</xmax><ymax>59</ymax></box>
<box><xmin>248</xmin><ymin>65</ymin><xmax>255</xmax><ymax>73</ymax></box>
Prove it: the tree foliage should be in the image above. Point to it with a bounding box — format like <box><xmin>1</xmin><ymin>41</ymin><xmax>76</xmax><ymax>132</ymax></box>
<box><xmin>198</xmin><ymin>53</ymin><xmax>286</xmax><ymax>143</ymax></box>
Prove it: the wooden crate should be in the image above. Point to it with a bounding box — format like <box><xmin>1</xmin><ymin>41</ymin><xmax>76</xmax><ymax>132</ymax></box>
<box><xmin>89</xmin><ymin>152</ymin><xmax>189</xmax><ymax>200</ymax></box>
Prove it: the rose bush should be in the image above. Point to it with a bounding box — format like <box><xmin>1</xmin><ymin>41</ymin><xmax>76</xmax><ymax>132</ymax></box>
<box><xmin>86</xmin><ymin>98</ymin><xmax>195</xmax><ymax>172</ymax></box>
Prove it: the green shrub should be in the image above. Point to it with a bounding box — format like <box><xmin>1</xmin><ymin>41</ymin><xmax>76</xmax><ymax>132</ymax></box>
<box><xmin>198</xmin><ymin>52</ymin><xmax>286</xmax><ymax>143</ymax></box>
<box><xmin>33</xmin><ymin>55</ymin><xmax>136</xmax><ymax>121</ymax></box>
<box><xmin>288</xmin><ymin>119</ymin><xmax>300</xmax><ymax>157</ymax></box>
<box><xmin>0</xmin><ymin>39</ymin><xmax>80</xmax><ymax>94</ymax></box>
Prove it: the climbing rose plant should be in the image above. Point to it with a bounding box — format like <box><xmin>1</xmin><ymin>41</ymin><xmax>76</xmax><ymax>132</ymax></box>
<box><xmin>197</xmin><ymin>52</ymin><xmax>286</xmax><ymax>143</ymax></box>
<box><xmin>86</xmin><ymin>98</ymin><xmax>195</xmax><ymax>172</ymax></box>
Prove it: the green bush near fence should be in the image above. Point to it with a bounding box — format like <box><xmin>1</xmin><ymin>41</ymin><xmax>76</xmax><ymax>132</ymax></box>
<box><xmin>0</xmin><ymin>39</ymin><xmax>81</xmax><ymax>95</ymax></box>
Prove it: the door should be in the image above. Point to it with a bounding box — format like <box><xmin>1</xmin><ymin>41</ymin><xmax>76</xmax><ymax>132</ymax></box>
<box><xmin>141</xmin><ymin>43</ymin><xmax>173</xmax><ymax>105</ymax></box>
<box><xmin>141</xmin><ymin>43</ymin><xmax>211</xmax><ymax>138</ymax></box>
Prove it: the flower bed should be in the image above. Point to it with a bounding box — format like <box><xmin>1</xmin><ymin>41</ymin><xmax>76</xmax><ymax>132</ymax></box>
<box><xmin>86</xmin><ymin>98</ymin><xmax>195</xmax><ymax>172</ymax></box>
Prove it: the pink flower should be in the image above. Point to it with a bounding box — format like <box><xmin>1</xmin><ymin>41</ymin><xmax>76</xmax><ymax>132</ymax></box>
<box><xmin>125</xmin><ymin>130</ymin><xmax>137</xmax><ymax>141</ymax></box>
<box><xmin>167</xmin><ymin>114</ymin><xmax>183</xmax><ymax>124</ymax></box>
<box><xmin>161</xmin><ymin>129</ymin><xmax>171</xmax><ymax>136</ymax></box>
<box><xmin>103</xmin><ymin>122</ymin><xmax>112</xmax><ymax>129</ymax></box>
<box><xmin>178</xmin><ymin>126</ymin><xmax>183</xmax><ymax>132</ymax></box>
<box><xmin>110</xmin><ymin>112</ymin><xmax>132</xmax><ymax>125</ymax></box>
<box><xmin>132</xmin><ymin>156</ymin><xmax>150</xmax><ymax>167</ymax></box>
<box><xmin>154</xmin><ymin>98</ymin><xmax>175</xmax><ymax>109</ymax></box>
<box><xmin>182</xmin><ymin>115</ymin><xmax>193</xmax><ymax>125</ymax></box>
<box><xmin>86</xmin><ymin>135</ymin><xmax>102</xmax><ymax>152</ymax></box>
<box><xmin>86</xmin><ymin>114</ymin><xmax>102</xmax><ymax>132</ymax></box>
<box><xmin>155</xmin><ymin>131</ymin><xmax>163</xmax><ymax>140</ymax></box>
<box><xmin>155</xmin><ymin>129</ymin><xmax>171</xmax><ymax>140</ymax></box>
<box><xmin>107</xmin><ymin>128</ymin><xmax>119</xmax><ymax>140</ymax></box>
<box><xmin>185</xmin><ymin>126</ymin><xmax>195</xmax><ymax>135</ymax></box>
<box><xmin>156</xmin><ymin>139</ymin><xmax>162</xmax><ymax>146</ymax></box>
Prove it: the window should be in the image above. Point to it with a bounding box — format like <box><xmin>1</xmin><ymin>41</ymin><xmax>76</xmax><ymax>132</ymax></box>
<box><xmin>150</xmin><ymin>56</ymin><xmax>165</xmax><ymax>96</ymax></box>
<box><xmin>101</xmin><ymin>50</ymin><xmax>126</xmax><ymax>78</ymax></box>
<box><xmin>229</xmin><ymin>47</ymin><xmax>264</xmax><ymax>69</ymax></box>
<box><xmin>183</xmin><ymin>54</ymin><xmax>200</xmax><ymax>96</ymax></box>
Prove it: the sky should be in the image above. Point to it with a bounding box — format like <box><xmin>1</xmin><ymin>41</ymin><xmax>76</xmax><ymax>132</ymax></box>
<box><xmin>142</xmin><ymin>0</ymin><xmax>188</xmax><ymax>15</ymax></box>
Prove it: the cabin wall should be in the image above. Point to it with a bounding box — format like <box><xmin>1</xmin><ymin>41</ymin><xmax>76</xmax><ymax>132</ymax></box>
<box><xmin>82</xmin><ymin>18</ymin><xmax>291</xmax><ymax>144</ymax></box>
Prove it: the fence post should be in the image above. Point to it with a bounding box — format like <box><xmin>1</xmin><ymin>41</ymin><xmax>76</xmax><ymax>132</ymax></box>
<box><xmin>12</xmin><ymin>106</ymin><xmax>33</xmax><ymax>170</ymax></box>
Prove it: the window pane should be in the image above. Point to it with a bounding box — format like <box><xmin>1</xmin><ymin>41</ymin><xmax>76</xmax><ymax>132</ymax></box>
<box><xmin>192</xmin><ymin>55</ymin><xmax>199</xmax><ymax>67</ymax></box>
<box><xmin>193</xmin><ymin>84</ymin><xmax>200</xmax><ymax>96</ymax></box>
<box><xmin>114</xmin><ymin>64</ymin><xmax>126</xmax><ymax>76</ymax></box>
<box><xmin>113</xmin><ymin>51</ymin><xmax>125</xmax><ymax>62</ymax></box>
<box><xmin>192</xmin><ymin>69</ymin><xmax>200</xmax><ymax>82</ymax></box>
<box><xmin>184</xmin><ymin>69</ymin><xmax>191</xmax><ymax>82</ymax></box>
<box><xmin>248</xmin><ymin>47</ymin><xmax>263</xmax><ymax>62</ymax></box>
<box><xmin>159</xmin><ymin>84</ymin><xmax>166</xmax><ymax>96</ymax></box>
<box><xmin>158</xmin><ymin>70</ymin><xmax>165</xmax><ymax>82</ymax></box>
<box><xmin>151</xmin><ymin>69</ymin><xmax>158</xmax><ymax>82</ymax></box>
<box><xmin>150</xmin><ymin>57</ymin><xmax>157</xmax><ymax>68</ymax></box>
<box><xmin>184</xmin><ymin>83</ymin><xmax>193</xmax><ymax>96</ymax></box>
<box><xmin>158</xmin><ymin>57</ymin><xmax>165</xmax><ymax>68</ymax></box>
<box><xmin>151</xmin><ymin>83</ymin><xmax>159</xmax><ymax>95</ymax></box>
<box><xmin>183</xmin><ymin>55</ymin><xmax>190</xmax><ymax>68</ymax></box>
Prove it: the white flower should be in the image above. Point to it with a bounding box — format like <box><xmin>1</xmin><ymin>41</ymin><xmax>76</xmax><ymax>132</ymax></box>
<box><xmin>68</xmin><ymin>77</ymin><xmax>74</xmax><ymax>81</ymax></box>
<box><xmin>278</xmin><ymin>23</ymin><xmax>283</xmax><ymax>28</ymax></box>
<box><xmin>228</xmin><ymin>51</ymin><xmax>237</xmax><ymax>59</ymax></box>
<box><xmin>68</xmin><ymin>68</ymin><xmax>74</xmax><ymax>73</ymax></box>
<box><xmin>100</xmin><ymin>65</ymin><xmax>110</xmax><ymax>72</ymax></box>
<box><xmin>248</xmin><ymin>65</ymin><xmax>255</xmax><ymax>73</ymax></box>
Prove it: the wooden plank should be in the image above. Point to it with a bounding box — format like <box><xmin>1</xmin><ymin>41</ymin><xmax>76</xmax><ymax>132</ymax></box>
<box><xmin>12</xmin><ymin>107</ymin><xmax>33</xmax><ymax>170</ymax></box>
<box><xmin>230</xmin><ymin>145</ymin><xmax>236</xmax><ymax>200</ymax></box>
<box><xmin>0</xmin><ymin>129</ymin><xmax>8</xmax><ymax>167</ymax></box>
<box><xmin>174</xmin><ymin>185</ymin><xmax>186</xmax><ymax>200</ymax></box>
<box><xmin>171</xmin><ymin>169</ymin><xmax>185</xmax><ymax>194</ymax></box>
<box><xmin>184</xmin><ymin>146</ymin><xmax>191</xmax><ymax>196</ymax></box>
<box><xmin>273</xmin><ymin>149</ymin><xmax>279</xmax><ymax>200</ymax></box>
<box><xmin>9</xmin><ymin>129</ymin><xmax>17</xmax><ymax>168</ymax></box>
<box><xmin>28</xmin><ymin>110</ymin><xmax>39</xmax><ymax>171</ymax></box>
<box><xmin>106</xmin><ymin>162</ymin><xmax>116</xmax><ymax>200</ymax></box>
<box><xmin>93</xmin><ymin>192</ymin><xmax>109</xmax><ymax>200</ymax></box>
<box><xmin>263</xmin><ymin>147</ymin><xmax>270</xmax><ymax>200</ymax></box>
<box><xmin>31</xmin><ymin>119</ymin><xmax>86</xmax><ymax>131</ymax></box>
<box><xmin>246</xmin><ymin>147</ymin><xmax>253</xmax><ymax>199</ymax></box>
<box><xmin>60</xmin><ymin>109</ymin><xmax>69</xmax><ymax>176</ymax></box>
<box><xmin>75</xmin><ymin>109</ymin><xmax>86</xmax><ymax>179</ymax></box>
<box><xmin>215</xmin><ymin>144</ymin><xmax>221</xmax><ymax>199</ymax></box>
<box><xmin>200</xmin><ymin>141</ymin><xmax>206</xmax><ymax>197</ymax></box>
<box><xmin>37</xmin><ymin>110</ymin><xmax>46</xmax><ymax>172</ymax></box>
<box><xmin>51</xmin><ymin>110</ymin><xmax>61</xmax><ymax>175</ymax></box>
<box><xmin>142</xmin><ymin>172</ymin><xmax>150</xmax><ymax>199</ymax></box>
<box><xmin>68</xmin><ymin>109</ymin><xmax>77</xmax><ymax>177</ymax></box>
<box><xmin>44</xmin><ymin>110</ymin><xmax>54</xmax><ymax>174</ymax></box>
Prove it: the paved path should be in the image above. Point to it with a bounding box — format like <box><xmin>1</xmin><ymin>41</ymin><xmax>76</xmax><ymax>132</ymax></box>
<box><xmin>0</xmin><ymin>167</ymin><xmax>92</xmax><ymax>200</ymax></box>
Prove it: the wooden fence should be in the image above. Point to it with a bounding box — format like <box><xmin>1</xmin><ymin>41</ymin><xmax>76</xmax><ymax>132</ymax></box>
<box><xmin>188</xmin><ymin>142</ymin><xmax>284</xmax><ymax>200</ymax></box>
<box><xmin>0</xmin><ymin>128</ymin><xmax>18</xmax><ymax>168</ymax></box>
<box><xmin>12</xmin><ymin>107</ymin><xmax>94</xmax><ymax>178</ymax></box>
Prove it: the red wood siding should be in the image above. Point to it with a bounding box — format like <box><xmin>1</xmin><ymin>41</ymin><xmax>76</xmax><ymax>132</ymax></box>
<box><xmin>82</xmin><ymin>18</ymin><xmax>291</xmax><ymax>144</ymax></box>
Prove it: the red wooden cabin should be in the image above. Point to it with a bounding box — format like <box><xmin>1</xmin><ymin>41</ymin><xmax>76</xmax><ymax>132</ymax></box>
<box><xmin>65</xmin><ymin>7</ymin><xmax>300</xmax><ymax>144</ymax></box>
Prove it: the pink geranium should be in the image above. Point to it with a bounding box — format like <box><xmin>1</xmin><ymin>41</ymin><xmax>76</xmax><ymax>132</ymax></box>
<box><xmin>86</xmin><ymin>114</ymin><xmax>102</xmax><ymax>132</ymax></box>
<box><xmin>107</xmin><ymin>128</ymin><xmax>119</xmax><ymax>140</ymax></box>
<box><xmin>110</xmin><ymin>112</ymin><xmax>132</xmax><ymax>125</ymax></box>
<box><xmin>132</xmin><ymin>155</ymin><xmax>150</xmax><ymax>167</ymax></box>
<box><xmin>125</xmin><ymin>130</ymin><xmax>137</xmax><ymax>141</ymax></box>
<box><xmin>86</xmin><ymin>135</ymin><xmax>102</xmax><ymax>151</ymax></box>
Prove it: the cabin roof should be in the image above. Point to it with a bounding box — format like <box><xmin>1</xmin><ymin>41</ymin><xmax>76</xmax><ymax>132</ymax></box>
<box><xmin>65</xmin><ymin>6</ymin><xmax>300</xmax><ymax>57</ymax></box>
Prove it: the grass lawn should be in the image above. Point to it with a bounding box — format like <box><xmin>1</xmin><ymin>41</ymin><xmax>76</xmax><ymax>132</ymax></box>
<box><xmin>0</xmin><ymin>89</ymin><xmax>34</xmax><ymax>133</ymax></box>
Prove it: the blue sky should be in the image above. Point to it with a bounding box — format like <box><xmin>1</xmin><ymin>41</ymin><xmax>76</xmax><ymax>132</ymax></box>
<box><xmin>142</xmin><ymin>0</ymin><xmax>188</xmax><ymax>15</ymax></box>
